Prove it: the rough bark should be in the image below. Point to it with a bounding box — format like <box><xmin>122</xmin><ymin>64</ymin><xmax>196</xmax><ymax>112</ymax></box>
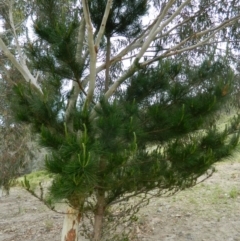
<box><xmin>92</xmin><ymin>190</ymin><xmax>105</xmax><ymax>241</ymax></box>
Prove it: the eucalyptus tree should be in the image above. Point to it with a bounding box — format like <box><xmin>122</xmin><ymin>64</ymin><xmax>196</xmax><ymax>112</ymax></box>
<box><xmin>0</xmin><ymin>0</ymin><xmax>240</xmax><ymax>241</ymax></box>
<box><xmin>0</xmin><ymin>0</ymin><xmax>35</xmax><ymax>194</ymax></box>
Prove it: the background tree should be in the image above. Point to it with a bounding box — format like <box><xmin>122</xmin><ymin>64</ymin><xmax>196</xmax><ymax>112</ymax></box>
<box><xmin>0</xmin><ymin>0</ymin><xmax>240</xmax><ymax>241</ymax></box>
<box><xmin>0</xmin><ymin>0</ymin><xmax>36</xmax><ymax>194</ymax></box>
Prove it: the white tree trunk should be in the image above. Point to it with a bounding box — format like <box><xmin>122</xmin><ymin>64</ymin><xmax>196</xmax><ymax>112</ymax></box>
<box><xmin>61</xmin><ymin>207</ymin><xmax>81</xmax><ymax>241</ymax></box>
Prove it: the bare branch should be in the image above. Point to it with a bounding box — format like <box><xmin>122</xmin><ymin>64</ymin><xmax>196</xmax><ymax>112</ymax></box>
<box><xmin>96</xmin><ymin>0</ymin><xmax>190</xmax><ymax>98</ymax></box>
<box><xmin>81</xmin><ymin>18</ymin><xmax>162</xmax><ymax>87</ymax></box>
<box><xmin>76</xmin><ymin>16</ymin><xmax>86</xmax><ymax>65</ymax></box>
<box><xmin>8</xmin><ymin>0</ymin><xmax>24</xmax><ymax>63</ymax></box>
<box><xmin>95</xmin><ymin>0</ymin><xmax>113</xmax><ymax>48</ymax></box>
<box><xmin>132</xmin><ymin>0</ymin><xmax>177</xmax><ymax>64</ymax></box>
<box><xmin>154</xmin><ymin>0</ymin><xmax>191</xmax><ymax>36</ymax></box>
<box><xmin>141</xmin><ymin>14</ymin><xmax>240</xmax><ymax>67</ymax></box>
<box><xmin>82</xmin><ymin>0</ymin><xmax>97</xmax><ymax>106</ymax></box>
<box><xmin>194</xmin><ymin>14</ymin><xmax>240</xmax><ymax>38</ymax></box>
<box><xmin>98</xmin><ymin>0</ymin><xmax>191</xmax><ymax>101</ymax></box>
<box><xmin>0</xmin><ymin>37</ymin><xmax>42</xmax><ymax>92</ymax></box>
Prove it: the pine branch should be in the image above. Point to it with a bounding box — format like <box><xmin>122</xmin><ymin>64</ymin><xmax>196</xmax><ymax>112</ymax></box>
<box><xmin>21</xmin><ymin>176</ymin><xmax>68</xmax><ymax>215</ymax></box>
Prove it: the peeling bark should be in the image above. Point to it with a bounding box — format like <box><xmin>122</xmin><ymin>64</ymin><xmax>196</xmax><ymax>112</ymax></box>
<box><xmin>61</xmin><ymin>207</ymin><xmax>81</xmax><ymax>241</ymax></box>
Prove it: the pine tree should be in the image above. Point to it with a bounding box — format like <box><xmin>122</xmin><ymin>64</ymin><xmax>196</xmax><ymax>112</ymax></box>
<box><xmin>1</xmin><ymin>0</ymin><xmax>240</xmax><ymax>240</ymax></box>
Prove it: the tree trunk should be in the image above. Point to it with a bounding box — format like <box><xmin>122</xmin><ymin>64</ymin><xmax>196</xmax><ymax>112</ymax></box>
<box><xmin>61</xmin><ymin>207</ymin><xmax>81</xmax><ymax>241</ymax></box>
<box><xmin>92</xmin><ymin>190</ymin><xmax>105</xmax><ymax>241</ymax></box>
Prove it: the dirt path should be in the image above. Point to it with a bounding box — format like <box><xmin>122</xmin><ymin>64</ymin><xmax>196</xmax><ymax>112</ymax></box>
<box><xmin>0</xmin><ymin>160</ymin><xmax>240</xmax><ymax>241</ymax></box>
<box><xmin>137</xmin><ymin>160</ymin><xmax>240</xmax><ymax>241</ymax></box>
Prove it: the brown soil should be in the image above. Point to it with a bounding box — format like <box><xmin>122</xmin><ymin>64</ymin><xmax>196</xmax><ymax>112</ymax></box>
<box><xmin>0</xmin><ymin>160</ymin><xmax>240</xmax><ymax>241</ymax></box>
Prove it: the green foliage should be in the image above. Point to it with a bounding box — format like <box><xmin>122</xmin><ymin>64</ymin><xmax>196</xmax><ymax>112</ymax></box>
<box><xmin>4</xmin><ymin>0</ymin><xmax>240</xmax><ymax>239</ymax></box>
<box><xmin>229</xmin><ymin>187</ymin><xmax>239</xmax><ymax>199</ymax></box>
<box><xmin>21</xmin><ymin>175</ymin><xmax>31</xmax><ymax>190</ymax></box>
<box><xmin>125</xmin><ymin>59</ymin><xmax>235</xmax><ymax>143</ymax></box>
<box><xmin>11</xmin><ymin>82</ymin><xmax>64</xmax><ymax>133</ymax></box>
<box><xmin>90</xmin><ymin>0</ymin><xmax>149</xmax><ymax>38</ymax></box>
<box><xmin>26</xmin><ymin>0</ymin><xmax>83</xmax><ymax>81</ymax></box>
<box><xmin>11</xmin><ymin>58</ymin><xmax>240</xmax><ymax>210</ymax></box>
